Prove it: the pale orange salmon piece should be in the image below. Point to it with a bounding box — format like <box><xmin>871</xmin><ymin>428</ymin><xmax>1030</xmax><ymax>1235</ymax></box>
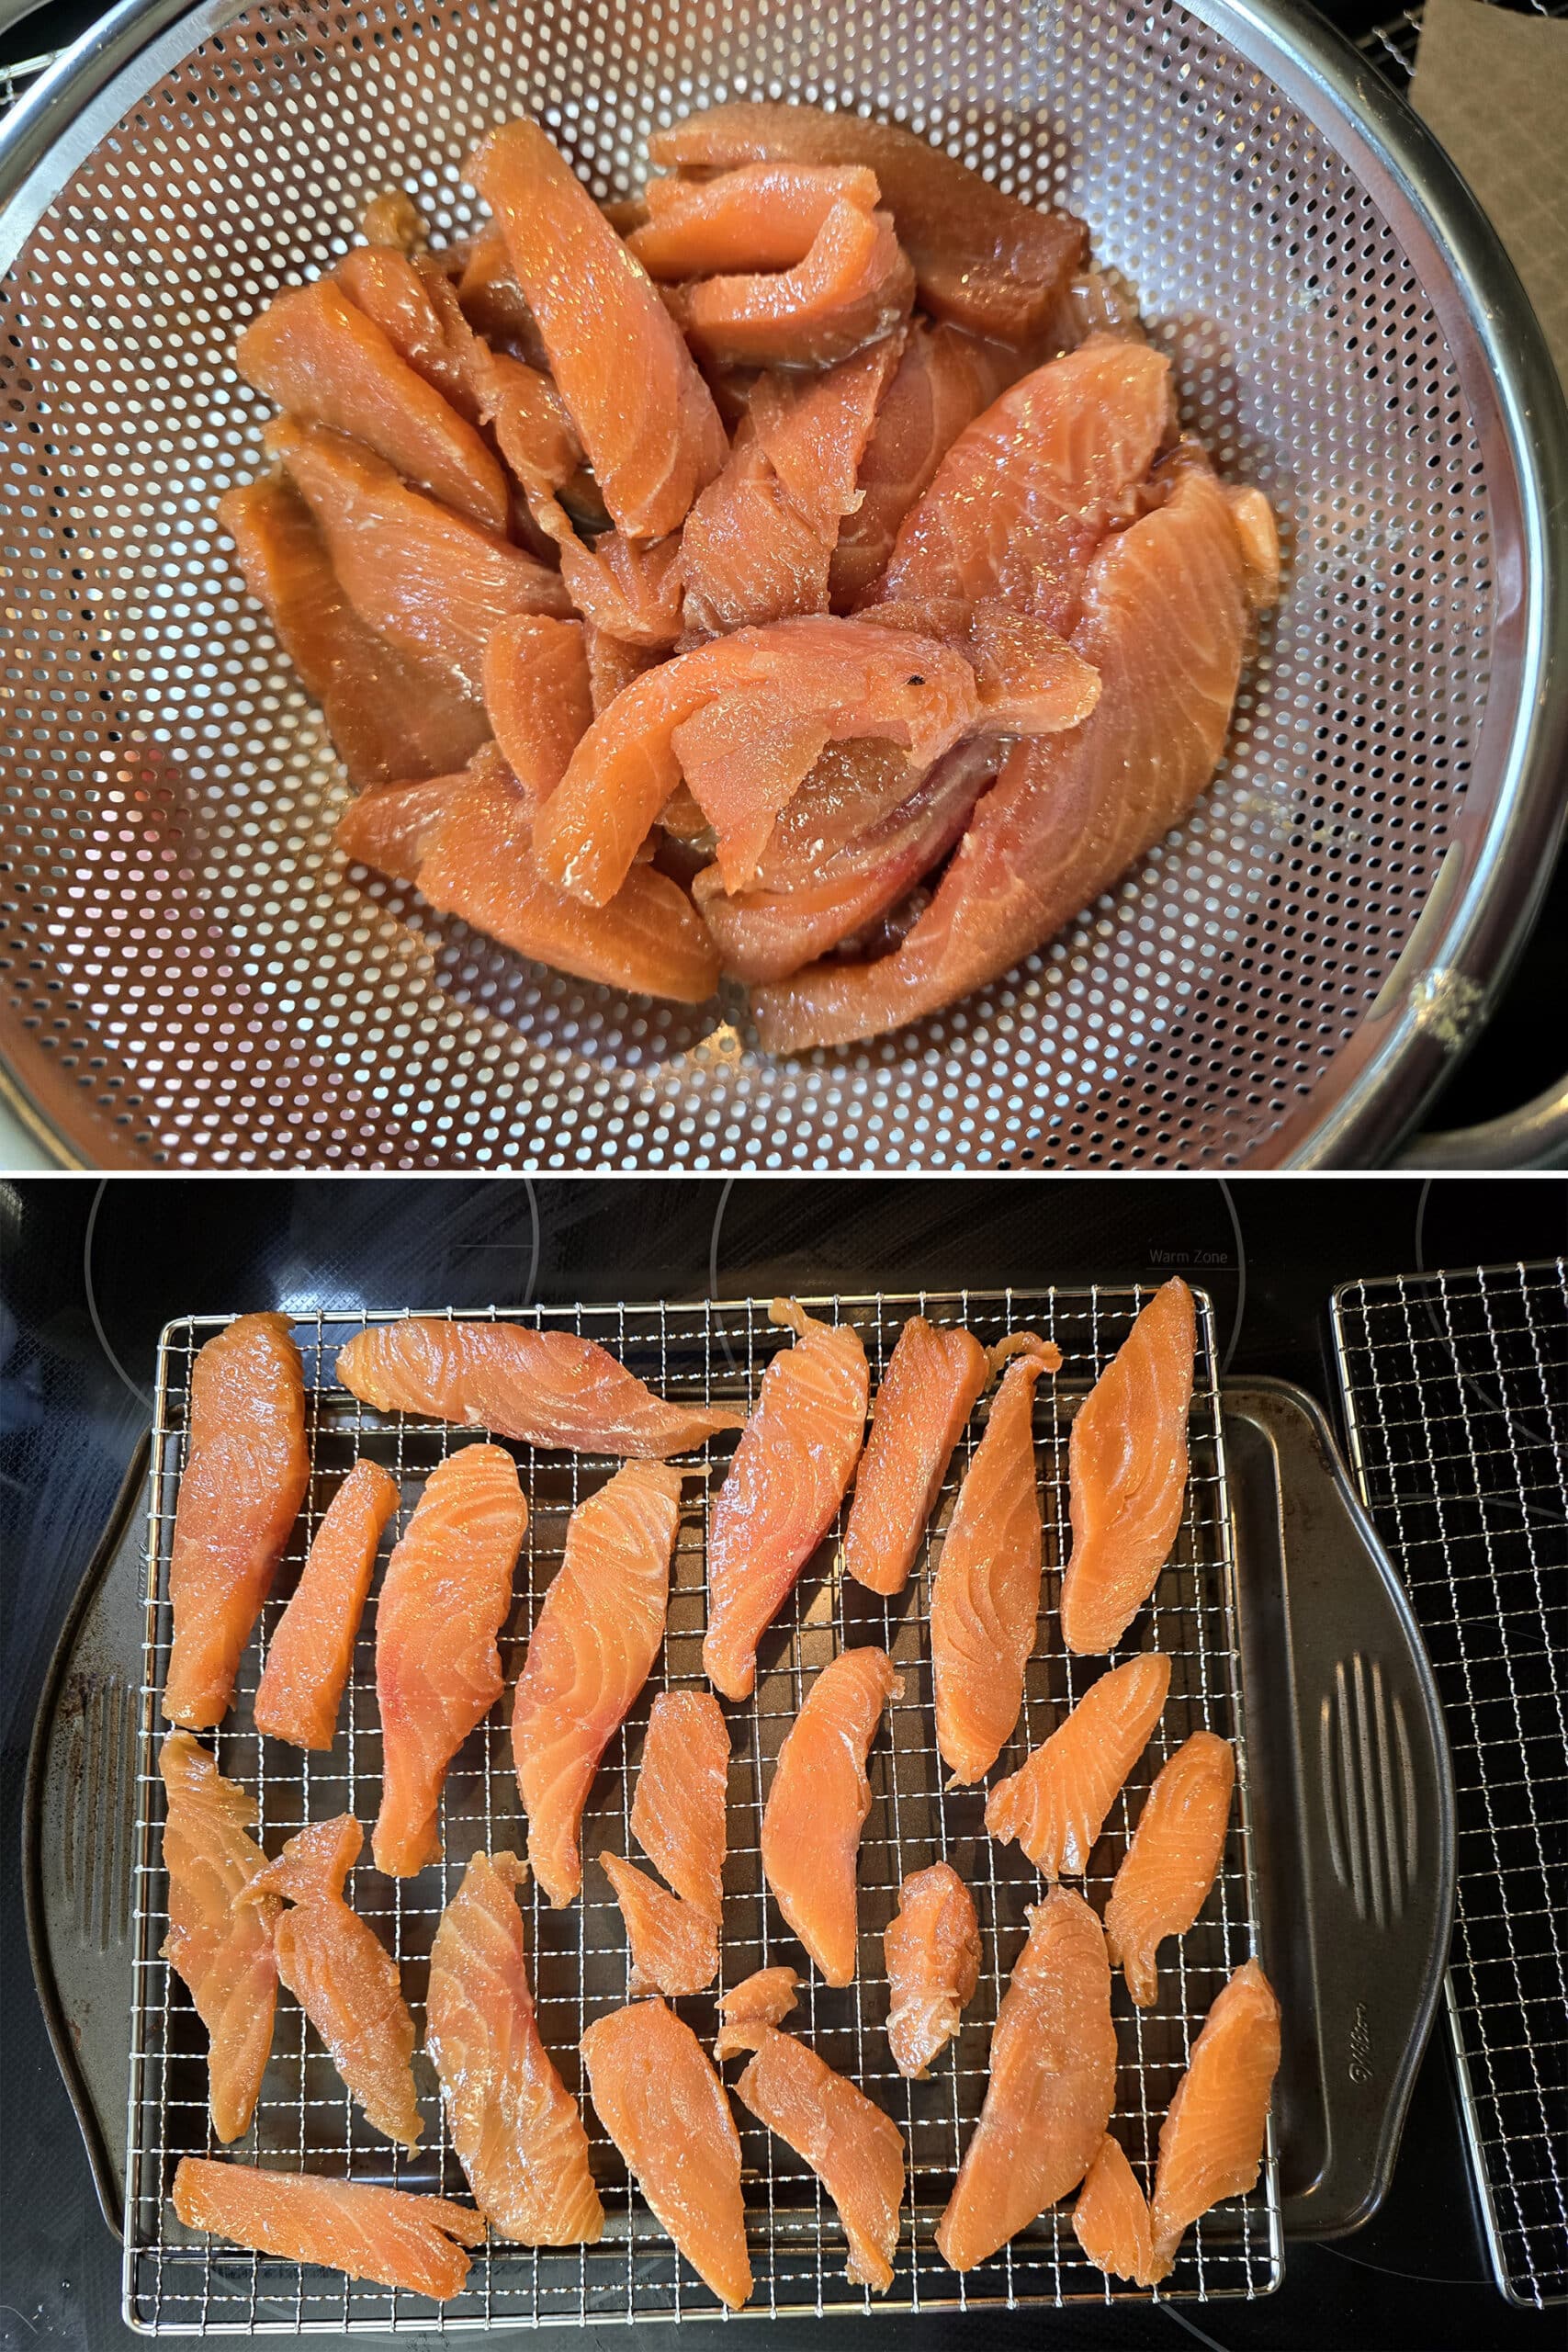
<box><xmin>1148</xmin><ymin>1960</ymin><xmax>1280</xmax><ymax>2280</ymax></box>
<box><xmin>372</xmin><ymin>1443</ymin><xmax>527</xmax><ymax>1877</ymax></box>
<box><xmin>585</xmin><ymin>623</ymin><xmax>658</xmax><ymax>717</ymax></box>
<box><xmin>172</xmin><ymin>2157</ymin><xmax>486</xmax><ymax>2301</ymax></box>
<box><xmin>935</xmin><ymin>1888</ymin><xmax>1116</xmax><ymax>2271</ymax></box>
<box><xmin>726</xmin><ymin>740</ymin><xmax>917</xmax><ymax>888</ymax></box>
<box><xmin>1106</xmin><ymin>1732</ymin><xmax>1235</xmax><ymax>2007</ymax></box>
<box><xmin>579</xmin><ymin>1999</ymin><xmax>752</xmax><ymax>2310</ymax></box>
<box><xmin>334</xmin><ymin>244</ymin><xmax>486</xmax><ymax>423</ymax></box>
<box><xmin>158</xmin><ymin>1733</ymin><xmax>279</xmax><ymax>2143</ymax></box>
<box><xmin>164</xmin><ymin>1314</ymin><xmax>309</xmax><ymax>1730</ymax></box>
<box><xmin>242</xmin><ymin>1815</ymin><xmax>422</xmax><ymax>2147</ymax></box>
<box><xmin>671</xmin><ymin>201</ymin><xmax>914</xmax><ymax>369</ymax></box>
<box><xmin>512</xmin><ymin>1461</ymin><xmax>686</xmax><ymax>1906</ymax></box>
<box><xmin>599</xmin><ymin>1850</ymin><xmax>719</xmax><ymax>1995</ymax></box>
<box><xmin>883</xmin><ymin>1861</ymin><xmax>980</xmax><ymax>2081</ymax></box>
<box><xmin>857</xmin><ymin>597</ymin><xmax>1100</xmax><ymax>737</ymax></box>
<box><xmin>482</xmin><ymin>616</ymin><xmax>593</xmax><ymax>801</ymax></box>
<box><xmin>426</xmin><ymin>1849</ymin><xmax>604</xmax><ymax>2245</ymax></box>
<box><xmin>728</xmin><ymin>2026</ymin><xmax>907</xmax><ymax>2291</ymax></box>
<box><xmin>335</xmin><ymin>772</ymin><xmax>469</xmax><ymax>882</ymax></box>
<box><xmin>1073</xmin><ymin>2134</ymin><xmax>1157</xmax><ymax>2285</ymax></box>
<box><xmin>628</xmin><ymin>164</ymin><xmax>881</xmax><ymax>277</ymax></box>
<box><xmin>630</xmin><ymin>1690</ymin><xmax>729</xmax><ymax>1920</ymax></box>
<box><xmin>985</xmin><ymin>1650</ymin><xmax>1172</xmax><ymax>1878</ymax></box>
<box><xmin>714</xmin><ymin>1966</ymin><xmax>800</xmax><ymax>2060</ymax></box>
<box><xmin>254</xmin><ymin>1461</ymin><xmax>399</xmax><ymax>1750</ymax></box>
<box><xmin>760</xmin><ymin>1645</ymin><xmax>898</xmax><ymax>1985</ymax></box>
<box><xmin>703</xmin><ymin>1301</ymin><xmax>869</xmax><ymax>1701</ymax></box>
<box><xmin>842</xmin><ymin>1317</ymin><xmax>989</xmax><ymax>1597</ymax></box>
<box><xmin>1061</xmin><ymin>1279</ymin><xmax>1196</xmax><ymax>1655</ymax></box>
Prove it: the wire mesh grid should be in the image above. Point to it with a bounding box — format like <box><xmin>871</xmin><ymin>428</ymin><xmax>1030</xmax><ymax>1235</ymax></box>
<box><xmin>1356</xmin><ymin>0</ymin><xmax>1566</xmax><ymax>84</ymax></box>
<box><xmin>125</xmin><ymin>1288</ymin><xmax>1280</xmax><ymax>2332</ymax></box>
<box><xmin>1332</xmin><ymin>1260</ymin><xmax>1568</xmax><ymax>2311</ymax></box>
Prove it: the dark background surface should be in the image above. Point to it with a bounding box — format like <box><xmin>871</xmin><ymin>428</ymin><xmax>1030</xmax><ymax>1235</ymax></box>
<box><xmin>2</xmin><ymin>1170</ymin><xmax>1565</xmax><ymax>2350</ymax></box>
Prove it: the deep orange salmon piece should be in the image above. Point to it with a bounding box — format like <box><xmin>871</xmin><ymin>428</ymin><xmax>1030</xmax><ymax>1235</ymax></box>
<box><xmin>254</xmin><ymin>1460</ymin><xmax>399</xmax><ymax>1750</ymax></box>
<box><xmin>158</xmin><ymin>1732</ymin><xmax>279</xmax><ymax>2143</ymax></box>
<box><xmin>1061</xmin><ymin>1279</ymin><xmax>1196</xmax><ymax>1655</ymax></box>
<box><xmin>172</xmin><ymin>2158</ymin><xmax>485</xmax><ymax>2301</ymax></box>
<box><xmin>985</xmin><ymin>1650</ymin><xmax>1172</xmax><ymax>1878</ymax></box>
<box><xmin>760</xmin><ymin>1645</ymin><xmax>898</xmax><ymax>1986</ymax></box>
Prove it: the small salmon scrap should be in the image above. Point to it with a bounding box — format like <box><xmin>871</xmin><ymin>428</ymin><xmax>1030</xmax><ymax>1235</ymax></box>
<box><xmin>599</xmin><ymin>1850</ymin><xmax>719</xmax><ymax>1995</ymax></box>
<box><xmin>254</xmin><ymin>1460</ymin><xmax>399</xmax><ymax>1750</ymax></box>
<box><xmin>513</xmin><ymin>1461</ymin><xmax>686</xmax><ymax>1906</ymax></box>
<box><xmin>372</xmin><ymin>1443</ymin><xmax>528</xmax><ymax>1877</ymax></box>
<box><xmin>337</xmin><ymin>1319</ymin><xmax>742</xmax><ymax>1455</ymax></box>
<box><xmin>482</xmin><ymin>616</ymin><xmax>593</xmax><ymax>800</ymax></box>
<box><xmin>627</xmin><ymin>163</ymin><xmax>882</xmax><ymax>277</ymax></box>
<box><xmin>1073</xmin><ymin>2135</ymin><xmax>1158</xmax><ymax>2286</ymax></box>
<box><xmin>883</xmin><ymin>1862</ymin><xmax>981</xmax><ymax>2080</ymax></box>
<box><xmin>714</xmin><ymin>1966</ymin><xmax>800</xmax><ymax>2060</ymax></box>
<box><xmin>164</xmin><ymin>1312</ymin><xmax>309</xmax><ymax>1731</ymax></box>
<box><xmin>158</xmin><ymin>1733</ymin><xmax>279</xmax><ymax>2143</ymax></box>
<box><xmin>172</xmin><ymin>2158</ymin><xmax>486</xmax><ymax>2301</ymax></box>
<box><xmin>725</xmin><ymin>2022</ymin><xmax>907</xmax><ymax>2292</ymax></box>
<box><xmin>760</xmin><ymin>1645</ymin><xmax>899</xmax><ymax>1985</ymax></box>
<box><xmin>335</xmin><ymin>773</ymin><xmax>467</xmax><ymax>885</ymax></box>
<box><xmin>669</xmin><ymin>200</ymin><xmax>914</xmax><ymax>370</ymax></box>
<box><xmin>579</xmin><ymin>1998</ymin><xmax>752</xmax><ymax>2310</ymax></box>
<box><xmin>1147</xmin><ymin>1960</ymin><xmax>1281</xmax><ymax>2280</ymax></box>
<box><xmin>241</xmin><ymin>1815</ymin><xmax>423</xmax><ymax>2148</ymax></box>
<box><xmin>935</xmin><ymin>1888</ymin><xmax>1116</xmax><ymax>2272</ymax></box>
<box><xmin>1060</xmin><ymin>1279</ymin><xmax>1196</xmax><ymax>1656</ymax></box>
<box><xmin>1105</xmin><ymin>1731</ymin><xmax>1235</xmax><ymax>2007</ymax></box>
<box><xmin>985</xmin><ymin>1650</ymin><xmax>1172</xmax><ymax>1879</ymax></box>
<box><xmin>630</xmin><ymin>1690</ymin><xmax>729</xmax><ymax>1921</ymax></box>
<box><xmin>930</xmin><ymin>1335</ymin><xmax>1060</xmax><ymax>1785</ymax></box>
<box><xmin>426</xmin><ymin>1849</ymin><xmax>604</xmax><ymax>2245</ymax></box>
<box><xmin>702</xmin><ymin>1301</ymin><xmax>869</xmax><ymax>1702</ymax></box>
<box><xmin>841</xmin><ymin>1316</ymin><xmax>989</xmax><ymax>1597</ymax></box>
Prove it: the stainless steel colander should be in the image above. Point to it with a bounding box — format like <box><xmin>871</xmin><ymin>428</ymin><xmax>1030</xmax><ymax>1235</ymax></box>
<box><xmin>2</xmin><ymin>0</ymin><xmax>1564</xmax><ymax>1170</ymax></box>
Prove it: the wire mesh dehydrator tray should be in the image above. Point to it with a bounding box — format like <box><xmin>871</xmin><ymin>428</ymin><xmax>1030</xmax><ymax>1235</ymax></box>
<box><xmin>123</xmin><ymin>1287</ymin><xmax>1280</xmax><ymax>2332</ymax></box>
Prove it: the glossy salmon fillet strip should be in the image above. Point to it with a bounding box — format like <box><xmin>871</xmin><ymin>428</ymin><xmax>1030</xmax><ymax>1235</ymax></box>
<box><xmin>242</xmin><ymin>1815</ymin><xmax>423</xmax><ymax>2147</ymax></box>
<box><xmin>727</xmin><ymin>2025</ymin><xmax>907</xmax><ymax>2291</ymax></box>
<box><xmin>337</xmin><ymin>1319</ymin><xmax>742</xmax><ymax>1454</ymax></box>
<box><xmin>483</xmin><ymin>616</ymin><xmax>593</xmax><ymax>800</ymax></box>
<box><xmin>426</xmin><ymin>1849</ymin><xmax>604</xmax><ymax>2245</ymax></box>
<box><xmin>670</xmin><ymin>200</ymin><xmax>914</xmax><ymax>369</ymax></box>
<box><xmin>630</xmin><ymin>1689</ymin><xmax>729</xmax><ymax>1920</ymax></box>
<box><xmin>254</xmin><ymin>1460</ymin><xmax>399</xmax><ymax>1749</ymax></box>
<box><xmin>1105</xmin><ymin>1732</ymin><xmax>1235</xmax><ymax>2007</ymax></box>
<box><xmin>585</xmin><ymin>623</ymin><xmax>657</xmax><ymax>717</ymax></box>
<box><xmin>857</xmin><ymin>598</ymin><xmax>1100</xmax><ymax>737</ymax></box>
<box><xmin>335</xmin><ymin>772</ymin><xmax>468</xmax><ymax>883</ymax></box>
<box><xmin>172</xmin><ymin>2158</ymin><xmax>486</xmax><ymax>2301</ymax></box>
<box><xmin>158</xmin><ymin>1733</ymin><xmax>279</xmax><ymax>2143</ymax></box>
<box><xmin>935</xmin><ymin>1888</ymin><xmax>1116</xmax><ymax>2271</ymax></box>
<box><xmin>760</xmin><ymin>1644</ymin><xmax>898</xmax><ymax>1985</ymax></box>
<box><xmin>468</xmin><ymin>120</ymin><xmax>726</xmax><ymax>539</ymax></box>
<box><xmin>1061</xmin><ymin>1278</ymin><xmax>1196</xmax><ymax>1655</ymax></box>
<box><xmin>599</xmin><ymin>1850</ymin><xmax>719</xmax><ymax>1995</ymax></box>
<box><xmin>1148</xmin><ymin>1960</ymin><xmax>1280</xmax><ymax>2279</ymax></box>
<box><xmin>628</xmin><ymin>164</ymin><xmax>881</xmax><ymax>277</ymax></box>
<box><xmin>164</xmin><ymin>1313</ymin><xmax>309</xmax><ymax>1730</ymax></box>
<box><xmin>930</xmin><ymin>1337</ymin><xmax>1059</xmax><ymax>1785</ymax></box>
<box><xmin>715</xmin><ymin>738</ymin><xmax>917</xmax><ymax>888</ymax></box>
<box><xmin>372</xmin><ymin>1443</ymin><xmax>527</xmax><ymax>1877</ymax></box>
<box><xmin>883</xmin><ymin>1862</ymin><xmax>980</xmax><ymax>2080</ymax></box>
<box><xmin>579</xmin><ymin>1999</ymin><xmax>752</xmax><ymax>2310</ymax></box>
<box><xmin>703</xmin><ymin>1300</ymin><xmax>869</xmax><ymax>1701</ymax></box>
<box><xmin>512</xmin><ymin>1461</ymin><xmax>686</xmax><ymax>1905</ymax></box>
<box><xmin>714</xmin><ymin>1966</ymin><xmax>800</xmax><ymax>2060</ymax></box>
<box><xmin>335</xmin><ymin>244</ymin><xmax>489</xmax><ymax>424</ymax></box>
<box><xmin>1073</xmin><ymin>2134</ymin><xmax>1157</xmax><ymax>2285</ymax></box>
<box><xmin>985</xmin><ymin>1650</ymin><xmax>1172</xmax><ymax>1877</ymax></box>
<box><xmin>842</xmin><ymin>1316</ymin><xmax>989</xmax><ymax>1596</ymax></box>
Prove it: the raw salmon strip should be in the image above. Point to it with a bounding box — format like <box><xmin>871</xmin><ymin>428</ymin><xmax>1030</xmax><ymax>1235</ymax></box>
<box><xmin>425</xmin><ymin>1849</ymin><xmax>604</xmax><ymax>2245</ymax></box>
<box><xmin>671</xmin><ymin>200</ymin><xmax>914</xmax><ymax>369</ymax></box>
<box><xmin>512</xmin><ymin>1461</ymin><xmax>686</xmax><ymax>1905</ymax></box>
<box><xmin>714</xmin><ymin>1966</ymin><xmax>800</xmax><ymax>2060</ymax></box>
<box><xmin>468</xmin><ymin>120</ymin><xmax>726</xmax><ymax>539</ymax></box>
<box><xmin>1073</xmin><ymin>2134</ymin><xmax>1157</xmax><ymax>2286</ymax></box>
<box><xmin>930</xmin><ymin>1336</ymin><xmax>1059</xmax><ymax>1784</ymax></box>
<box><xmin>842</xmin><ymin>1316</ymin><xmax>988</xmax><ymax>1596</ymax></box>
<box><xmin>254</xmin><ymin>1461</ymin><xmax>399</xmax><ymax>1749</ymax></box>
<box><xmin>985</xmin><ymin>1650</ymin><xmax>1172</xmax><ymax>1878</ymax></box>
<box><xmin>760</xmin><ymin>1645</ymin><xmax>898</xmax><ymax>1985</ymax></box>
<box><xmin>158</xmin><ymin>1732</ymin><xmax>279</xmax><ymax>2142</ymax></box>
<box><xmin>337</xmin><ymin>1320</ymin><xmax>741</xmax><ymax>1454</ymax></box>
<box><xmin>1147</xmin><ymin>1960</ymin><xmax>1281</xmax><ymax>2279</ymax></box>
<box><xmin>630</xmin><ymin>1690</ymin><xmax>729</xmax><ymax>1919</ymax></box>
<box><xmin>164</xmin><ymin>1313</ymin><xmax>309</xmax><ymax>1730</ymax></box>
<box><xmin>935</xmin><ymin>1888</ymin><xmax>1116</xmax><ymax>2271</ymax></box>
<box><xmin>1105</xmin><ymin>1732</ymin><xmax>1235</xmax><ymax>2007</ymax></box>
<box><xmin>335</xmin><ymin>244</ymin><xmax>490</xmax><ymax>424</ymax></box>
<box><xmin>883</xmin><ymin>1861</ymin><xmax>980</xmax><ymax>2080</ymax></box>
<box><xmin>242</xmin><ymin>1815</ymin><xmax>423</xmax><ymax>2147</ymax></box>
<box><xmin>628</xmin><ymin>164</ymin><xmax>881</xmax><ymax>277</ymax></box>
<box><xmin>172</xmin><ymin>2157</ymin><xmax>486</xmax><ymax>2301</ymax></box>
<box><xmin>372</xmin><ymin>1443</ymin><xmax>527</xmax><ymax>1877</ymax></box>
<box><xmin>482</xmin><ymin>616</ymin><xmax>593</xmax><ymax>800</ymax></box>
<box><xmin>1061</xmin><ymin>1279</ymin><xmax>1196</xmax><ymax>1656</ymax></box>
<box><xmin>585</xmin><ymin>622</ymin><xmax>656</xmax><ymax>717</ymax></box>
<box><xmin>579</xmin><ymin>1998</ymin><xmax>752</xmax><ymax>2310</ymax></box>
<box><xmin>727</xmin><ymin>2024</ymin><xmax>907</xmax><ymax>2291</ymax></box>
<box><xmin>335</xmin><ymin>772</ymin><xmax>468</xmax><ymax>883</ymax></box>
<box><xmin>599</xmin><ymin>1850</ymin><xmax>719</xmax><ymax>1995</ymax></box>
<box><xmin>703</xmin><ymin>1301</ymin><xmax>869</xmax><ymax>1702</ymax></box>
<box><xmin>858</xmin><ymin>597</ymin><xmax>1100</xmax><ymax>736</ymax></box>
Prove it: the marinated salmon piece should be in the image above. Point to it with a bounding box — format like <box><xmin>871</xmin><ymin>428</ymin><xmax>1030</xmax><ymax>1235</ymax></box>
<box><xmin>731</xmin><ymin>739</ymin><xmax>918</xmax><ymax>886</ymax></box>
<box><xmin>727</xmin><ymin>2025</ymin><xmax>907</xmax><ymax>2291</ymax></box>
<box><xmin>254</xmin><ymin>1461</ymin><xmax>399</xmax><ymax>1749</ymax></box>
<box><xmin>628</xmin><ymin>164</ymin><xmax>882</xmax><ymax>277</ymax></box>
<box><xmin>359</xmin><ymin>187</ymin><xmax>429</xmax><ymax>251</ymax></box>
<box><xmin>468</xmin><ymin>120</ymin><xmax>726</xmax><ymax>539</ymax></box>
<box><xmin>986</xmin><ymin>1650</ymin><xmax>1172</xmax><ymax>1878</ymax></box>
<box><xmin>600</xmin><ymin>1850</ymin><xmax>719</xmax><ymax>1995</ymax></box>
<box><xmin>935</xmin><ymin>1888</ymin><xmax>1116</xmax><ymax>2271</ymax></box>
<box><xmin>630</xmin><ymin>1690</ymin><xmax>729</xmax><ymax>1920</ymax></box>
<box><xmin>535</xmin><ymin>503</ymin><xmax>685</xmax><ymax>649</ymax></box>
<box><xmin>585</xmin><ymin>622</ymin><xmax>657</xmax><ymax>717</ymax></box>
<box><xmin>479</xmin><ymin>352</ymin><xmax>585</xmax><ymax>494</ymax></box>
<box><xmin>483</xmin><ymin>616</ymin><xmax>593</xmax><ymax>800</ymax></box>
<box><xmin>164</xmin><ymin>1313</ymin><xmax>309</xmax><ymax>1730</ymax></box>
<box><xmin>335</xmin><ymin>772</ymin><xmax>468</xmax><ymax>882</ymax></box>
<box><xmin>335</xmin><ymin>244</ymin><xmax>486</xmax><ymax>424</ymax></box>
<box><xmin>670</xmin><ymin>200</ymin><xmax>914</xmax><ymax>369</ymax></box>
<box><xmin>1106</xmin><ymin>1732</ymin><xmax>1235</xmax><ymax>2007</ymax></box>
<box><xmin>579</xmin><ymin>1998</ymin><xmax>752</xmax><ymax>2310</ymax></box>
<box><xmin>1061</xmin><ymin>1279</ymin><xmax>1195</xmax><ymax>1656</ymax></box>
<box><xmin>512</xmin><ymin>1461</ymin><xmax>686</xmax><ymax>1906</ymax></box>
<box><xmin>426</xmin><ymin>1849</ymin><xmax>604</xmax><ymax>2245</ymax></box>
<box><xmin>241</xmin><ymin>1815</ymin><xmax>423</xmax><ymax>2148</ymax></box>
<box><xmin>883</xmin><ymin>1861</ymin><xmax>980</xmax><ymax>2080</ymax></box>
<box><xmin>372</xmin><ymin>1443</ymin><xmax>527</xmax><ymax>1877</ymax></box>
<box><xmin>703</xmin><ymin>1301</ymin><xmax>869</xmax><ymax>1701</ymax></box>
<box><xmin>760</xmin><ymin>1645</ymin><xmax>898</xmax><ymax>1985</ymax></box>
<box><xmin>172</xmin><ymin>2157</ymin><xmax>486</xmax><ymax>2301</ymax></box>
<box><xmin>1148</xmin><ymin>1960</ymin><xmax>1280</xmax><ymax>2279</ymax></box>
<box><xmin>454</xmin><ymin>225</ymin><xmax>550</xmax><ymax>361</ymax></box>
<box><xmin>714</xmin><ymin>1966</ymin><xmax>800</xmax><ymax>2060</ymax></box>
<box><xmin>1073</xmin><ymin>2134</ymin><xmax>1157</xmax><ymax>2286</ymax></box>
<box><xmin>930</xmin><ymin>1336</ymin><xmax>1059</xmax><ymax>1785</ymax></box>
<box><xmin>857</xmin><ymin>598</ymin><xmax>1100</xmax><ymax>737</ymax></box>
<box><xmin>158</xmin><ymin>1733</ymin><xmax>279</xmax><ymax>2143</ymax></box>
<box><xmin>842</xmin><ymin>1317</ymin><xmax>989</xmax><ymax>1597</ymax></box>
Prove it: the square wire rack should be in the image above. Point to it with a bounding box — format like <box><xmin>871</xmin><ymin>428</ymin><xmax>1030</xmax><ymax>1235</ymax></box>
<box><xmin>1332</xmin><ymin>1260</ymin><xmax>1568</xmax><ymax>2311</ymax></box>
<box><xmin>125</xmin><ymin>1288</ymin><xmax>1280</xmax><ymax>2333</ymax></box>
